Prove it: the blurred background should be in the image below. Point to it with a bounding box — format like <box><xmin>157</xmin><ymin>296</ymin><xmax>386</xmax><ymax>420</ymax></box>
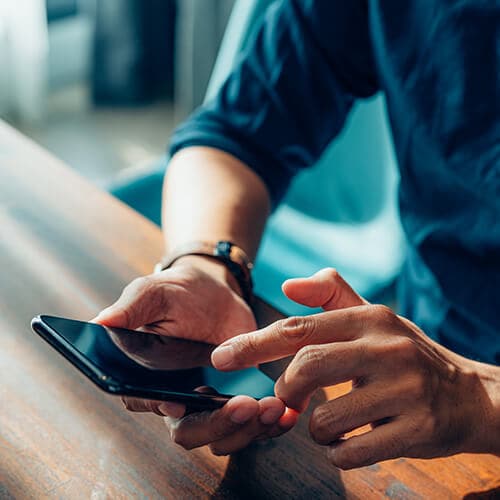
<box><xmin>0</xmin><ymin>0</ymin><xmax>234</xmax><ymax>187</ymax></box>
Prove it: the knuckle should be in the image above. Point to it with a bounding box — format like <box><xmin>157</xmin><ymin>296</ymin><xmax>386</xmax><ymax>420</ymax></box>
<box><xmin>208</xmin><ymin>411</ymin><xmax>242</xmax><ymax>440</ymax></box>
<box><xmin>128</xmin><ymin>276</ymin><xmax>152</xmax><ymax>295</ymax></box>
<box><xmin>406</xmin><ymin>373</ymin><xmax>428</xmax><ymax>401</ymax></box>
<box><xmin>390</xmin><ymin>336</ymin><xmax>420</xmax><ymax>362</ymax></box>
<box><xmin>370</xmin><ymin>304</ymin><xmax>397</xmax><ymax>326</ymax></box>
<box><xmin>278</xmin><ymin>316</ymin><xmax>317</xmax><ymax>345</ymax></box>
<box><xmin>212</xmin><ymin>422</ymin><xmax>236</xmax><ymax>441</ymax></box>
<box><xmin>420</xmin><ymin>411</ymin><xmax>438</xmax><ymax>438</ymax></box>
<box><xmin>171</xmin><ymin>428</ymin><xmax>193</xmax><ymax>450</ymax></box>
<box><xmin>352</xmin><ymin>340</ymin><xmax>369</xmax><ymax>366</ymax></box>
<box><xmin>124</xmin><ymin>276</ymin><xmax>160</xmax><ymax>312</ymax></box>
<box><xmin>294</xmin><ymin>345</ymin><xmax>326</xmax><ymax>380</ymax></box>
<box><xmin>232</xmin><ymin>334</ymin><xmax>258</xmax><ymax>363</ymax></box>
<box><xmin>242</xmin><ymin>334</ymin><xmax>259</xmax><ymax>355</ymax></box>
<box><xmin>333</xmin><ymin>444</ymin><xmax>373</xmax><ymax>470</ymax></box>
<box><xmin>310</xmin><ymin>406</ymin><xmax>338</xmax><ymax>444</ymax></box>
<box><xmin>323</xmin><ymin>267</ymin><xmax>341</xmax><ymax>283</ymax></box>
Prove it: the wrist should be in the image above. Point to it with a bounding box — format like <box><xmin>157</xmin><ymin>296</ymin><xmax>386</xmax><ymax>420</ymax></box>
<box><xmin>171</xmin><ymin>254</ymin><xmax>244</xmax><ymax>299</ymax></box>
<box><xmin>460</xmin><ymin>359</ymin><xmax>500</xmax><ymax>454</ymax></box>
<box><xmin>476</xmin><ymin>361</ymin><xmax>500</xmax><ymax>454</ymax></box>
<box><xmin>156</xmin><ymin>241</ymin><xmax>254</xmax><ymax>305</ymax></box>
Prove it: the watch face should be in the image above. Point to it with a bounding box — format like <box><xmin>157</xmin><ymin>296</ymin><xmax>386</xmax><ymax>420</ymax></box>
<box><xmin>215</xmin><ymin>240</ymin><xmax>232</xmax><ymax>257</ymax></box>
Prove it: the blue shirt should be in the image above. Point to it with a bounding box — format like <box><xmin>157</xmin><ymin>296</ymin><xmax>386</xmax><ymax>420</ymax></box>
<box><xmin>170</xmin><ymin>0</ymin><xmax>500</xmax><ymax>364</ymax></box>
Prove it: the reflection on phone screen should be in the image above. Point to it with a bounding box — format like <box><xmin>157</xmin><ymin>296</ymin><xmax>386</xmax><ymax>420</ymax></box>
<box><xmin>41</xmin><ymin>316</ymin><xmax>274</xmax><ymax>399</ymax></box>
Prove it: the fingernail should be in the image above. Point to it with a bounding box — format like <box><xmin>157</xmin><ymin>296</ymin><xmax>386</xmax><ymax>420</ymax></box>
<box><xmin>278</xmin><ymin>407</ymin><xmax>299</xmax><ymax>429</ymax></box>
<box><xmin>93</xmin><ymin>308</ymin><xmax>111</xmax><ymax>322</ymax></box>
<box><xmin>158</xmin><ymin>401</ymin><xmax>185</xmax><ymax>419</ymax></box>
<box><xmin>259</xmin><ymin>407</ymin><xmax>283</xmax><ymax>425</ymax></box>
<box><xmin>212</xmin><ymin>345</ymin><xmax>235</xmax><ymax>369</ymax></box>
<box><xmin>230</xmin><ymin>405</ymin><xmax>255</xmax><ymax>424</ymax></box>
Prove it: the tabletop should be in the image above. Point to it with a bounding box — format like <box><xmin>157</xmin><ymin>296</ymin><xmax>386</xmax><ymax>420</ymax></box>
<box><xmin>0</xmin><ymin>120</ymin><xmax>499</xmax><ymax>499</ymax></box>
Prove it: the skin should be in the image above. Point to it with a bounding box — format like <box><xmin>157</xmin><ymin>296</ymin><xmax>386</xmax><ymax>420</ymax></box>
<box><xmin>96</xmin><ymin>147</ymin><xmax>500</xmax><ymax>467</ymax></box>
<box><xmin>94</xmin><ymin>258</ymin><xmax>299</xmax><ymax>453</ymax></box>
<box><xmin>211</xmin><ymin>268</ymin><xmax>500</xmax><ymax>468</ymax></box>
<box><xmin>94</xmin><ymin>146</ymin><xmax>301</xmax><ymax>452</ymax></box>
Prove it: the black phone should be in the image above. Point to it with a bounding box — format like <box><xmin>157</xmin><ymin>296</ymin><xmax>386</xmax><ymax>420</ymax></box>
<box><xmin>31</xmin><ymin>315</ymin><xmax>274</xmax><ymax>410</ymax></box>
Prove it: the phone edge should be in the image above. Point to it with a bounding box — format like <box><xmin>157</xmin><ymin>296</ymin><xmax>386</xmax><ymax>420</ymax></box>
<box><xmin>31</xmin><ymin>315</ymin><xmax>230</xmax><ymax>410</ymax></box>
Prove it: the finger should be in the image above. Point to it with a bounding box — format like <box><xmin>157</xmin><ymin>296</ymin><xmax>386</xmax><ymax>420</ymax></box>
<box><xmin>157</xmin><ymin>401</ymin><xmax>186</xmax><ymax>419</ymax></box>
<box><xmin>166</xmin><ymin>396</ymin><xmax>259</xmax><ymax>450</ymax></box>
<box><xmin>275</xmin><ymin>340</ymin><xmax>372</xmax><ymax>411</ymax></box>
<box><xmin>326</xmin><ymin>418</ymin><xmax>409</xmax><ymax>470</ymax></box>
<box><xmin>308</xmin><ymin>383</ymin><xmax>400</xmax><ymax>445</ymax></box>
<box><xmin>122</xmin><ymin>388</ymin><xmax>219</xmax><ymax>420</ymax></box>
<box><xmin>278</xmin><ymin>407</ymin><xmax>300</xmax><ymax>430</ymax></box>
<box><xmin>207</xmin><ymin>420</ymin><xmax>283</xmax><ymax>456</ymax></box>
<box><xmin>93</xmin><ymin>275</ymin><xmax>165</xmax><ymax>329</ymax></box>
<box><xmin>283</xmin><ymin>268</ymin><xmax>367</xmax><ymax>311</ymax></box>
<box><xmin>211</xmin><ymin>306</ymin><xmax>372</xmax><ymax>371</ymax></box>
<box><xmin>122</xmin><ymin>396</ymin><xmax>186</xmax><ymax>418</ymax></box>
<box><xmin>208</xmin><ymin>398</ymin><xmax>292</xmax><ymax>456</ymax></box>
<box><xmin>258</xmin><ymin>397</ymin><xmax>286</xmax><ymax>425</ymax></box>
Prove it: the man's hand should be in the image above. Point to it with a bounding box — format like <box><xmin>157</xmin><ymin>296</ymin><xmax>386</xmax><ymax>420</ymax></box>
<box><xmin>94</xmin><ymin>256</ymin><xmax>298</xmax><ymax>454</ymax></box>
<box><xmin>122</xmin><ymin>390</ymin><xmax>298</xmax><ymax>456</ymax></box>
<box><xmin>211</xmin><ymin>268</ymin><xmax>500</xmax><ymax>469</ymax></box>
<box><xmin>94</xmin><ymin>256</ymin><xmax>256</xmax><ymax>344</ymax></box>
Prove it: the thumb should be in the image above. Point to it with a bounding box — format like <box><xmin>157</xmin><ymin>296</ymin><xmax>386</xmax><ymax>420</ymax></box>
<box><xmin>282</xmin><ymin>268</ymin><xmax>368</xmax><ymax>311</ymax></box>
<box><xmin>93</xmin><ymin>276</ymin><xmax>163</xmax><ymax>330</ymax></box>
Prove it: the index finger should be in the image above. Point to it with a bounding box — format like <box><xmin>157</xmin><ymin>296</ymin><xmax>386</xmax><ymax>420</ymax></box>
<box><xmin>211</xmin><ymin>305</ymin><xmax>371</xmax><ymax>371</ymax></box>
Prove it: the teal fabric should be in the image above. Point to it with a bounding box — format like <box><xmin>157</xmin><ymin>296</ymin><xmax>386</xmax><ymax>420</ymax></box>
<box><xmin>111</xmin><ymin>0</ymin><xmax>404</xmax><ymax>317</ymax></box>
<box><xmin>169</xmin><ymin>0</ymin><xmax>500</xmax><ymax>364</ymax></box>
<box><xmin>111</xmin><ymin>167</ymin><xmax>165</xmax><ymax>227</ymax></box>
<box><xmin>252</xmin><ymin>94</ymin><xmax>404</xmax><ymax>315</ymax></box>
<box><xmin>192</xmin><ymin>0</ymin><xmax>404</xmax><ymax>313</ymax></box>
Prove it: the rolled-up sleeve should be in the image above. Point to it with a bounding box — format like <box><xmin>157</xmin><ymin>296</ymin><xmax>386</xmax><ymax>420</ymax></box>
<box><xmin>169</xmin><ymin>0</ymin><xmax>379</xmax><ymax>205</ymax></box>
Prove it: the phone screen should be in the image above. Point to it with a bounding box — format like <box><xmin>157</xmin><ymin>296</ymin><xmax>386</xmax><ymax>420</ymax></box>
<box><xmin>38</xmin><ymin>315</ymin><xmax>274</xmax><ymax>401</ymax></box>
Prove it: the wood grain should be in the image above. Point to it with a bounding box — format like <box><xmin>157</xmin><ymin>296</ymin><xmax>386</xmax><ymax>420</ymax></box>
<box><xmin>0</xmin><ymin>120</ymin><xmax>498</xmax><ymax>499</ymax></box>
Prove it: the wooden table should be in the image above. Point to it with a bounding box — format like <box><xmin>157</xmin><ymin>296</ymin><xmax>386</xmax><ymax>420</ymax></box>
<box><xmin>0</xmin><ymin>120</ymin><xmax>498</xmax><ymax>499</ymax></box>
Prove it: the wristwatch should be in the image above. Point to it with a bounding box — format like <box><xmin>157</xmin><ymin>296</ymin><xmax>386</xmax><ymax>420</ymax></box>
<box><xmin>154</xmin><ymin>241</ymin><xmax>254</xmax><ymax>305</ymax></box>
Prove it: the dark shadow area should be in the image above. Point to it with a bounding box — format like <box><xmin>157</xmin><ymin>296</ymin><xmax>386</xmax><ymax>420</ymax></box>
<box><xmin>212</xmin><ymin>427</ymin><xmax>346</xmax><ymax>499</ymax></box>
<box><xmin>463</xmin><ymin>486</ymin><xmax>500</xmax><ymax>500</ymax></box>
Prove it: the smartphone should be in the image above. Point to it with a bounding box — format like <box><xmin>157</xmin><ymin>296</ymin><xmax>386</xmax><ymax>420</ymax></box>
<box><xmin>31</xmin><ymin>315</ymin><xmax>274</xmax><ymax>410</ymax></box>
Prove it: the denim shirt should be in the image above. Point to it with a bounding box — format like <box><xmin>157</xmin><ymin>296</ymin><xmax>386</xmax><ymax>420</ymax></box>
<box><xmin>170</xmin><ymin>0</ymin><xmax>500</xmax><ymax>364</ymax></box>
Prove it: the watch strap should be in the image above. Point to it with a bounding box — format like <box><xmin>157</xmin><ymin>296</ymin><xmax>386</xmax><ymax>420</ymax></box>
<box><xmin>155</xmin><ymin>241</ymin><xmax>254</xmax><ymax>305</ymax></box>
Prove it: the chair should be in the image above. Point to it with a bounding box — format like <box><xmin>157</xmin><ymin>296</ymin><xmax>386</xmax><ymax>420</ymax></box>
<box><xmin>110</xmin><ymin>0</ymin><xmax>405</xmax><ymax>315</ymax></box>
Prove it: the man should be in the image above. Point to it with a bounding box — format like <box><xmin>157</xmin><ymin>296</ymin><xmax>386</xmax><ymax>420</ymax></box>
<box><xmin>95</xmin><ymin>1</ymin><xmax>500</xmax><ymax>468</ymax></box>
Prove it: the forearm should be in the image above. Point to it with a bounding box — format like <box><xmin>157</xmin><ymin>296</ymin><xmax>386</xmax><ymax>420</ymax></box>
<box><xmin>161</xmin><ymin>147</ymin><xmax>271</xmax><ymax>289</ymax></box>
